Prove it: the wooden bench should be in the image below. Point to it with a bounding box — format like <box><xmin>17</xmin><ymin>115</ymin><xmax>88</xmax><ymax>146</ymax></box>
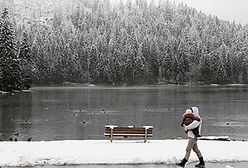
<box><xmin>104</xmin><ymin>125</ymin><xmax>153</xmax><ymax>143</ymax></box>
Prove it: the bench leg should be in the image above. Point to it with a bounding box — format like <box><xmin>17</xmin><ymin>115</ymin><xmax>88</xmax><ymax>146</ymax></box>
<box><xmin>144</xmin><ymin>129</ymin><xmax>148</xmax><ymax>143</ymax></box>
<box><xmin>110</xmin><ymin>128</ymin><xmax>113</xmax><ymax>143</ymax></box>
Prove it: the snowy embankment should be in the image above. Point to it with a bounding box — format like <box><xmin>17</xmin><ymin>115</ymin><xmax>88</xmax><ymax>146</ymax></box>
<box><xmin>0</xmin><ymin>139</ymin><xmax>247</xmax><ymax>167</ymax></box>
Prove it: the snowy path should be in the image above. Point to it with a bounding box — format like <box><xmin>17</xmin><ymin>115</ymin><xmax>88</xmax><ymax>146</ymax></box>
<box><xmin>0</xmin><ymin>139</ymin><xmax>247</xmax><ymax>167</ymax></box>
<box><xmin>36</xmin><ymin>162</ymin><xmax>248</xmax><ymax>168</ymax></box>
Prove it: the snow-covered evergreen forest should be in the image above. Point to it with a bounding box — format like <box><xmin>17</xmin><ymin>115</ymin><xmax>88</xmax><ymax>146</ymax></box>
<box><xmin>1</xmin><ymin>0</ymin><xmax>248</xmax><ymax>86</ymax></box>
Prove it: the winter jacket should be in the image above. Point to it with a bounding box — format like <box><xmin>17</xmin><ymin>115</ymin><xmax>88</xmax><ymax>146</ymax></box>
<box><xmin>184</xmin><ymin>107</ymin><xmax>202</xmax><ymax>139</ymax></box>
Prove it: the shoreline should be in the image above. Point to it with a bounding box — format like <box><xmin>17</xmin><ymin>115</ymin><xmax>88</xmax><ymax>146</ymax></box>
<box><xmin>1</xmin><ymin>83</ymin><xmax>248</xmax><ymax>95</ymax></box>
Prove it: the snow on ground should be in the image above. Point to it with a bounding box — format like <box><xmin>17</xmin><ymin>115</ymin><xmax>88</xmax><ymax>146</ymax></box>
<box><xmin>0</xmin><ymin>139</ymin><xmax>247</xmax><ymax>167</ymax></box>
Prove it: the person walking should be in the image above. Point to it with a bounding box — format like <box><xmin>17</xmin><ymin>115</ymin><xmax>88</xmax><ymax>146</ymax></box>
<box><xmin>176</xmin><ymin>107</ymin><xmax>205</xmax><ymax>168</ymax></box>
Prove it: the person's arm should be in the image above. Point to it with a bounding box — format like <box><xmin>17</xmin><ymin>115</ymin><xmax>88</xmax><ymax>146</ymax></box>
<box><xmin>194</xmin><ymin>116</ymin><xmax>201</xmax><ymax>121</ymax></box>
<box><xmin>184</xmin><ymin>120</ymin><xmax>201</xmax><ymax>130</ymax></box>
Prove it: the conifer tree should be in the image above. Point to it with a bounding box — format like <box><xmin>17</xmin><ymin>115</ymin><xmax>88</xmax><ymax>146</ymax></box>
<box><xmin>19</xmin><ymin>30</ymin><xmax>32</xmax><ymax>89</ymax></box>
<box><xmin>1</xmin><ymin>0</ymin><xmax>248</xmax><ymax>85</ymax></box>
<box><xmin>0</xmin><ymin>8</ymin><xmax>22</xmax><ymax>92</ymax></box>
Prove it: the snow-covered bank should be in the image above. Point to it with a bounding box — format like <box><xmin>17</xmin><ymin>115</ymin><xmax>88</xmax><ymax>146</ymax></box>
<box><xmin>0</xmin><ymin>139</ymin><xmax>247</xmax><ymax>167</ymax></box>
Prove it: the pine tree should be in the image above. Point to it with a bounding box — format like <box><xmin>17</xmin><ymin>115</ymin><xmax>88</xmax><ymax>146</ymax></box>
<box><xmin>1</xmin><ymin>0</ymin><xmax>248</xmax><ymax>85</ymax></box>
<box><xmin>19</xmin><ymin>30</ymin><xmax>32</xmax><ymax>89</ymax></box>
<box><xmin>0</xmin><ymin>8</ymin><xmax>22</xmax><ymax>92</ymax></box>
<box><xmin>199</xmin><ymin>53</ymin><xmax>212</xmax><ymax>83</ymax></box>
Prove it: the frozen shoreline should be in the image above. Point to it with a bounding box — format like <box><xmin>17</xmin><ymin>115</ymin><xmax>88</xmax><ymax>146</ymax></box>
<box><xmin>0</xmin><ymin>139</ymin><xmax>248</xmax><ymax>167</ymax></box>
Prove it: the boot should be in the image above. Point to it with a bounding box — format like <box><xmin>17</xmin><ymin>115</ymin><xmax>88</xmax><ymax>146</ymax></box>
<box><xmin>195</xmin><ymin>157</ymin><xmax>205</xmax><ymax>167</ymax></box>
<box><xmin>176</xmin><ymin>158</ymin><xmax>187</xmax><ymax>167</ymax></box>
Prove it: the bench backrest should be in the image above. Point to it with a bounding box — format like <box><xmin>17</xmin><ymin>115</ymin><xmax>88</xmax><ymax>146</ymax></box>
<box><xmin>104</xmin><ymin>126</ymin><xmax>153</xmax><ymax>137</ymax></box>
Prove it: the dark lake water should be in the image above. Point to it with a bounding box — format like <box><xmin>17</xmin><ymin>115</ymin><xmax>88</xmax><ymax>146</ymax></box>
<box><xmin>1</xmin><ymin>85</ymin><xmax>248</xmax><ymax>141</ymax></box>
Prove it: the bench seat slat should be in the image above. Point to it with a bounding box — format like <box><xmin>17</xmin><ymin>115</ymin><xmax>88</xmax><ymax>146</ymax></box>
<box><xmin>105</xmin><ymin>130</ymin><xmax>153</xmax><ymax>133</ymax></box>
<box><xmin>105</xmin><ymin>128</ymin><xmax>153</xmax><ymax>131</ymax></box>
<box><xmin>105</xmin><ymin>132</ymin><xmax>153</xmax><ymax>135</ymax></box>
<box><xmin>106</xmin><ymin>129</ymin><xmax>153</xmax><ymax>132</ymax></box>
<box><xmin>104</xmin><ymin>133</ymin><xmax>153</xmax><ymax>137</ymax></box>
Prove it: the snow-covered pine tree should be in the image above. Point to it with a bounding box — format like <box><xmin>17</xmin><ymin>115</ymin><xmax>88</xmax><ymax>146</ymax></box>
<box><xmin>0</xmin><ymin>8</ymin><xmax>22</xmax><ymax>92</ymax></box>
<box><xmin>19</xmin><ymin>30</ymin><xmax>32</xmax><ymax>89</ymax></box>
<box><xmin>199</xmin><ymin>53</ymin><xmax>212</xmax><ymax>83</ymax></box>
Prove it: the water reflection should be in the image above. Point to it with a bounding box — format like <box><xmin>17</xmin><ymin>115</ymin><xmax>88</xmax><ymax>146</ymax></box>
<box><xmin>0</xmin><ymin>93</ymin><xmax>32</xmax><ymax>141</ymax></box>
<box><xmin>1</xmin><ymin>85</ymin><xmax>248</xmax><ymax>141</ymax></box>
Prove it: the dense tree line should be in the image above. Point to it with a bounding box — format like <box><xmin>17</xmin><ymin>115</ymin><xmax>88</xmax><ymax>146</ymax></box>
<box><xmin>0</xmin><ymin>8</ymin><xmax>31</xmax><ymax>92</ymax></box>
<box><xmin>2</xmin><ymin>0</ymin><xmax>248</xmax><ymax>86</ymax></box>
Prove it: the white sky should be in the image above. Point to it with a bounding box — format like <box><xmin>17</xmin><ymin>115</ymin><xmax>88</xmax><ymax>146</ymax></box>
<box><xmin>172</xmin><ymin>0</ymin><xmax>248</xmax><ymax>24</ymax></box>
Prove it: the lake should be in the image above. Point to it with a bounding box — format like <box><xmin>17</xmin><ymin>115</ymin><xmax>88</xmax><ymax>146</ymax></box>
<box><xmin>1</xmin><ymin>85</ymin><xmax>248</xmax><ymax>141</ymax></box>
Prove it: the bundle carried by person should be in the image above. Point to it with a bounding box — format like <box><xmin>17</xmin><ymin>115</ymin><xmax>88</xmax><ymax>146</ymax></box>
<box><xmin>181</xmin><ymin>108</ymin><xmax>201</xmax><ymax>137</ymax></box>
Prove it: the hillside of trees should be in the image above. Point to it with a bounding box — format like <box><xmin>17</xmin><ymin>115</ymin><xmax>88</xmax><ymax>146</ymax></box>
<box><xmin>1</xmin><ymin>0</ymin><xmax>248</xmax><ymax>87</ymax></box>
